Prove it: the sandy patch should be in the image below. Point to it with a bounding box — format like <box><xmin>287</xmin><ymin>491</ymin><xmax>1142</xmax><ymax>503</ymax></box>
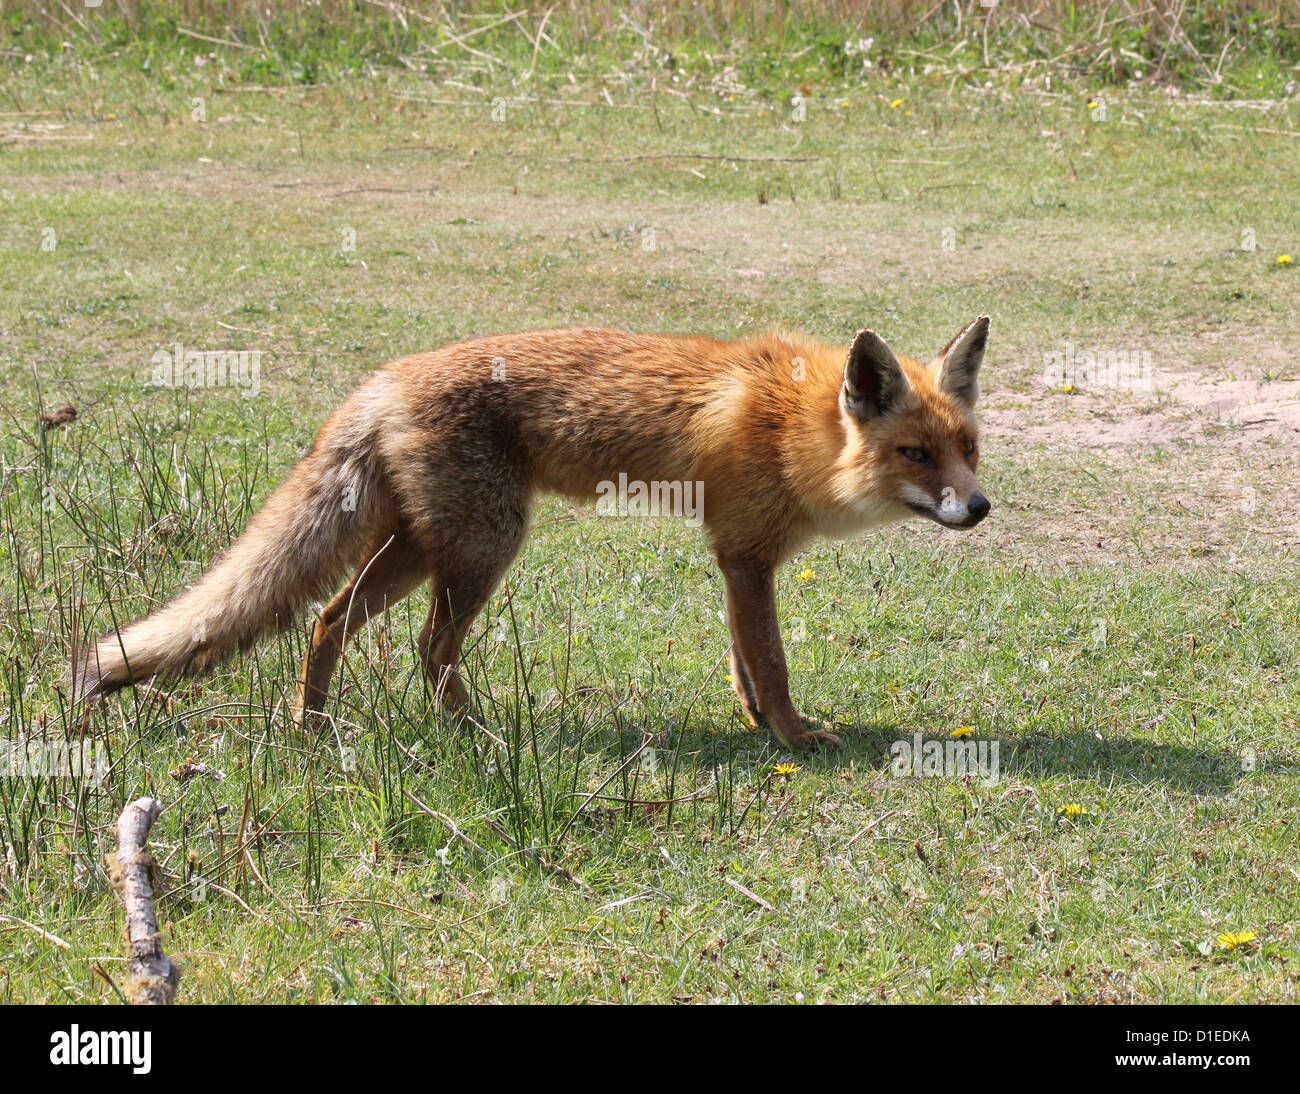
<box><xmin>983</xmin><ymin>369</ymin><xmax>1300</xmax><ymax>450</ymax></box>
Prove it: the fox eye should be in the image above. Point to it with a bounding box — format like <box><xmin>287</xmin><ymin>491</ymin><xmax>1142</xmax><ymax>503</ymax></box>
<box><xmin>964</xmin><ymin>439</ymin><xmax>977</xmax><ymax>456</ymax></box>
<box><xmin>899</xmin><ymin>447</ymin><xmax>929</xmax><ymax>464</ymax></box>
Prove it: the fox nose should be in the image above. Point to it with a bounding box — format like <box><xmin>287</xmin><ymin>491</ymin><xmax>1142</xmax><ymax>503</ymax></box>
<box><xmin>967</xmin><ymin>494</ymin><xmax>991</xmax><ymax>524</ymax></box>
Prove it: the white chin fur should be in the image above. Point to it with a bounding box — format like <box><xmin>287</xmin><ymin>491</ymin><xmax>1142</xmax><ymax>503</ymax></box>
<box><xmin>898</xmin><ymin>483</ymin><xmax>932</xmax><ymax>509</ymax></box>
<box><xmin>814</xmin><ymin>494</ymin><xmax>912</xmax><ymax>539</ymax></box>
<box><xmin>900</xmin><ymin>483</ymin><xmax>970</xmax><ymax>527</ymax></box>
<box><xmin>936</xmin><ymin>496</ymin><xmax>970</xmax><ymax>525</ymax></box>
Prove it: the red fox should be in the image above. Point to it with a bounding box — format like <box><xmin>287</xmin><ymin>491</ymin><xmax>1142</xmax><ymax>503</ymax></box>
<box><xmin>71</xmin><ymin>317</ymin><xmax>990</xmax><ymax>751</ymax></box>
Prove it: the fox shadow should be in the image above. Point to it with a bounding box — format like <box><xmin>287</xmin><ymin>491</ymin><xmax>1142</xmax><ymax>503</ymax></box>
<box><xmin>438</xmin><ymin>668</ymin><xmax>1274</xmax><ymax>797</ymax></box>
<box><xmin>612</xmin><ymin>718</ymin><xmax>1272</xmax><ymax>796</ymax></box>
<box><xmin>836</xmin><ymin>724</ymin><xmax>1273</xmax><ymax>795</ymax></box>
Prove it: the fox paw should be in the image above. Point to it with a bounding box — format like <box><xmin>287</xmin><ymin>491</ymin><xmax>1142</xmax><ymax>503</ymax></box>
<box><xmin>785</xmin><ymin>715</ymin><xmax>842</xmax><ymax>751</ymax></box>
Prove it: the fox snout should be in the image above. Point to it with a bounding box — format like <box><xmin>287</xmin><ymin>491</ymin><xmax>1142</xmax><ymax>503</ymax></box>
<box><xmin>900</xmin><ymin>482</ymin><xmax>991</xmax><ymax>529</ymax></box>
<box><xmin>944</xmin><ymin>489</ymin><xmax>990</xmax><ymax>528</ymax></box>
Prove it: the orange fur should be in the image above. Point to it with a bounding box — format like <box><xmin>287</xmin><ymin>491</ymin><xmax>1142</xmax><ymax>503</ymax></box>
<box><xmin>71</xmin><ymin>318</ymin><xmax>991</xmax><ymax>751</ymax></box>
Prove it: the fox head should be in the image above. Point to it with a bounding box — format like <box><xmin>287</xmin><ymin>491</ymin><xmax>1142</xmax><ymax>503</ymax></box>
<box><xmin>840</xmin><ymin>316</ymin><xmax>991</xmax><ymax>529</ymax></box>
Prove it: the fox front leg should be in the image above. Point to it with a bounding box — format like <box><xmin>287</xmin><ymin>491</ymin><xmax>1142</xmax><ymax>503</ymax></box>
<box><xmin>718</xmin><ymin>556</ymin><xmax>842</xmax><ymax>751</ymax></box>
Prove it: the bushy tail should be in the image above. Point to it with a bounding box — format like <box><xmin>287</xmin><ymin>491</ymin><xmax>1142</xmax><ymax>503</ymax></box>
<box><xmin>70</xmin><ymin>401</ymin><xmax>389</xmax><ymax>703</ymax></box>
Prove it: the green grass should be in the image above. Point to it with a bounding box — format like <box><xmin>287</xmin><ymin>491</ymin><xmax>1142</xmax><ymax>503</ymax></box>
<box><xmin>7</xmin><ymin>0</ymin><xmax>1300</xmax><ymax>95</ymax></box>
<box><xmin>0</xmin><ymin>19</ymin><xmax>1298</xmax><ymax>1002</ymax></box>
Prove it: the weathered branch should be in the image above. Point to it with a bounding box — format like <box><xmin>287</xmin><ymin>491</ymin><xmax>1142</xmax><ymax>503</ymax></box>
<box><xmin>107</xmin><ymin>797</ymin><xmax>179</xmax><ymax>1005</ymax></box>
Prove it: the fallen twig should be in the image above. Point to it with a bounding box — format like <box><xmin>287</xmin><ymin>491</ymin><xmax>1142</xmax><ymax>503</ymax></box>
<box><xmin>724</xmin><ymin>876</ymin><xmax>775</xmax><ymax>912</ymax></box>
<box><xmin>177</xmin><ymin>26</ymin><xmax>257</xmax><ymax>50</ymax></box>
<box><xmin>0</xmin><ymin>913</ymin><xmax>72</xmax><ymax>950</ymax></box>
<box><xmin>107</xmin><ymin>798</ymin><xmax>179</xmax><ymax>1005</ymax></box>
<box><xmin>521</xmin><ymin>152</ymin><xmax>821</xmax><ymax>164</ymax></box>
<box><xmin>482</xmin><ymin>817</ymin><xmax>594</xmax><ymax>892</ymax></box>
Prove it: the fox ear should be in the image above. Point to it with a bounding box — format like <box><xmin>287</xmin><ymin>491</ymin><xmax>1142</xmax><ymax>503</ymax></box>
<box><xmin>843</xmin><ymin>329</ymin><xmax>908</xmax><ymax>420</ymax></box>
<box><xmin>937</xmin><ymin>315</ymin><xmax>989</xmax><ymax>407</ymax></box>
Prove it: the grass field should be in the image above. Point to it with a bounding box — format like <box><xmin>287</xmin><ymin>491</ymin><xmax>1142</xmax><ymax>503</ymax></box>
<box><xmin>1</xmin><ymin>5</ymin><xmax>1298</xmax><ymax>1003</ymax></box>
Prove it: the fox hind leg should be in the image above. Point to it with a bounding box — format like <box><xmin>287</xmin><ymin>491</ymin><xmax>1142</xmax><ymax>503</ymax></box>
<box><xmin>295</xmin><ymin>530</ymin><xmax>430</xmax><ymax>729</ymax></box>
<box><xmin>417</xmin><ymin>515</ymin><xmax>528</xmax><ymax>719</ymax></box>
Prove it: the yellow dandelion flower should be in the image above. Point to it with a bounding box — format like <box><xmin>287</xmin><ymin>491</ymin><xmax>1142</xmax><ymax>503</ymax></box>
<box><xmin>1062</xmin><ymin>383</ymin><xmax>1075</xmax><ymax>393</ymax></box>
<box><xmin>1087</xmin><ymin>101</ymin><xmax>1099</xmax><ymax>110</ymax></box>
<box><xmin>797</xmin><ymin>568</ymin><xmax>815</xmax><ymax>582</ymax></box>
<box><xmin>1217</xmin><ymin>929</ymin><xmax>1258</xmax><ymax>951</ymax></box>
<box><xmin>1277</xmin><ymin>254</ymin><xmax>1293</xmax><ymax>265</ymax></box>
<box><xmin>870</xmin><ymin>650</ymin><xmax>882</xmax><ymax>659</ymax></box>
<box><xmin>950</xmin><ymin>726</ymin><xmax>976</xmax><ymax>738</ymax></box>
<box><xmin>773</xmin><ymin>762</ymin><xmax>801</xmax><ymax>776</ymax></box>
<box><xmin>890</xmin><ymin>98</ymin><xmax>904</xmax><ymax>108</ymax></box>
<box><xmin>1058</xmin><ymin>803</ymin><xmax>1088</xmax><ymax>816</ymax></box>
